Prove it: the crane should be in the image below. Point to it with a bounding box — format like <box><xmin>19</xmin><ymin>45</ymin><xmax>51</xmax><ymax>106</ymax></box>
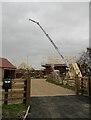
<box><xmin>29</xmin><ymin>18</ymin><xmax>69</xmax><ymax>68</ymax></box>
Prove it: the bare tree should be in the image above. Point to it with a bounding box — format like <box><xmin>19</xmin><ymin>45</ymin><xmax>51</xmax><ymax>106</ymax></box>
<box><xmin>77</xmin><ymin>48</ymin><xmax>91</xmax><ymax>76</ymax></box>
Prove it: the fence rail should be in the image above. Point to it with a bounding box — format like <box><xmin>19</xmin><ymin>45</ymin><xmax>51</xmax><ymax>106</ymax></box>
<box><xmin>75</xmin><ymin>76</ymin><xmax>91</xmax><ymax>96</ymax></box>
<box><xmin>64</xmin><ymin>74</ymin><xmax>91</xmax><ymax>96</ymax></box>
<box><xmin>0</xmin><ymin>75</ymin><xmax>31</xmax><ymax>106</ymax></box>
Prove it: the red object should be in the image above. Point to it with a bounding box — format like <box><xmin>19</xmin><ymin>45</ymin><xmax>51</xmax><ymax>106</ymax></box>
<box><xmin>0</xmin><ymin>57</ymin><xmax>16</xmax><ymax>69</ymax></box>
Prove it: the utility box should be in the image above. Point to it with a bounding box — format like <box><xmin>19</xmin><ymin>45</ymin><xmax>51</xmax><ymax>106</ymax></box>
<box><xmin>2</xmin><ymin>78</ymin><xmax>12</xmax><ymax>90</ymax></box>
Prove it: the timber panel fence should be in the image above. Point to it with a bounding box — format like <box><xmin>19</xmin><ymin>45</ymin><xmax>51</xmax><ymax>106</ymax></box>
<box><xmin>75</xmin><ymin>76</ymin><xmax>91</xmax><ymax>96</ymax></box>
<box><xmin>0</xmin><ymin>75</ymin><xmax>31</xmax><ymax>105</ymax></box>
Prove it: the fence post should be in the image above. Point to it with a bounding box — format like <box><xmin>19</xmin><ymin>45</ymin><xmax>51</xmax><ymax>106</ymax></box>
<box><xmin>4</xmin><ymin>89</ymin><xmax>8</xmax><ymax>104</ymax></box>
<box><xmin>87</xmin><ymin>77</ymin><xmax>91</xmax><ymax>96</ymax></box>
<box><xmin>75</xmin><ymin>74</ymin><xmax>79</xmax><ymax>95</ymax></box>
<box><xmin>81</xmin><ymin>77</ymin><xmax>84</xmax><ymax>95</ymax></box>
<box><xmin>23</xmin><ymin>80</ymin><xmax>27</xmax><ymax>104</ymax></box>
<box><xmin>26</xmin><ymin>76</ymin><xmax>31</xmax><ymax>106</ymax></box>
<box><xmin>89</xmin><ymin>77</ymin><xmax>91</xmax><ymax>96</ymax></box>
<box><xmin>23</xmin><ymin>74</ymin><xmax>31</xmax><ymax>106</ymax></box>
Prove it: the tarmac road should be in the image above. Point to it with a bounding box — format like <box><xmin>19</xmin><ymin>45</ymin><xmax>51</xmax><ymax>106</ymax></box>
<box><xmin>27</xmin><ymin>79</ymin><xmax>90</xmax><ymax>119</ymax></box>
<box><xmin>27</xmin><ymin>95</ymin><xmax>90</xmax><ymax>119</ymax></box>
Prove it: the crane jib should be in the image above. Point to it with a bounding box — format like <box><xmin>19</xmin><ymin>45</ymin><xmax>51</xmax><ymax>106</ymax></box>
<box><xmin>29</xmin><ymin>18</ymin><xmax>69</xmax><ymax>67</ymax></box>
<box><xmin>38</xmin><ymin>23</ymin><xmax>59</xmax><ymax>50</ymax></box>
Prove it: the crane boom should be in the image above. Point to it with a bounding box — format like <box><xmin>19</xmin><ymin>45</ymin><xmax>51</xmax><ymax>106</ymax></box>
<box><xmin>29</xmin><ymin>18</ymin><xmax>69</xmax><ymax>67</ymax></box>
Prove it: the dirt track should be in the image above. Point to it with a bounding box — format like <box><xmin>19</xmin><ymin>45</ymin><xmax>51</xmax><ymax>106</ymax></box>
<box><xmin>31</xmin><ymin>79</ymin><xmax>75</xmax><ymax>96</ymax></box>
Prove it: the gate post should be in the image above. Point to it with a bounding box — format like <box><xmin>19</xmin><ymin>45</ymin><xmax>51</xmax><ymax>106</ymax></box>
<box><xmin>26</xmin><ymin>76</ymin><xmax>31</xmax><ymax>106</ymax></box>
<box><xmin>75</xmin><ymin>75</ymin><xmax>79</xmax><ymax>95</ymax></box>
<box><xmin>87</xmin><ymin>77</ymin><xmax>91</xmax><ymax>96</ymax></box>
<box><xmin>23</xmin><ymin>74</ymin><xmax>31</xmax><ymax>106</ymax></box>
<box><xmin>4</xmin><ymin>89</ymin><xmax>8</xmax><ymax>104</ymax></box>
<box><xmin>23</xmin><ymin>80</ymin><xmax>27</xmax><ymax>104</ymax></box>
<box><xmin>81</xmin><ymin>77</ymin><xmax>84</xmax><ymax>95</ymax></box>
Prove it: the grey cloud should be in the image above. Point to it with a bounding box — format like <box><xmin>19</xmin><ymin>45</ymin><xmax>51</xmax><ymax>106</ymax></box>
<box><xmin>2</xmin><ymin>2</ymin><xmax>89</xmax><ymax>69</ymax></box>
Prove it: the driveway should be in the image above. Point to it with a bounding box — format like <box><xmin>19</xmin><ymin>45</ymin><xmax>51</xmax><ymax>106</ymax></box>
<box><xmin>31</xmin><ymin>79</ymin><xmax>75</xmax><ymax>96</ymax></box>
<box><xmin>27</xmin><ymin>95</ymin><xmax>90</xmax><ymax>119</ymax></box>
<box><xmin>27</xmin><ymin>79</ymin><xmax>90</xmax><ymax>119</ymax></box>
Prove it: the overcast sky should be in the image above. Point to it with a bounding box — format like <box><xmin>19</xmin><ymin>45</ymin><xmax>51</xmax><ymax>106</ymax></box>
<box><xmin>2</xmin><ymin>2</ymin><xmax>89</xmax><ymax>69</ymax></box>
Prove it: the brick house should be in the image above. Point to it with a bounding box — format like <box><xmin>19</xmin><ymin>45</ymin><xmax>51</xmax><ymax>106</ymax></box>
<box><xmin>0</xmin><ymin>57</ymin><xmax>16</xmax><ymax>80</ymax></box>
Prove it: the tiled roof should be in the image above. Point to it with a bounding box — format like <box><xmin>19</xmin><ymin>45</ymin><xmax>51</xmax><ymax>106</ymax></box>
<box><xmin>0</xmin><ymin>57</ymin><xmax>16</xmax><ymax>69</ymax></box>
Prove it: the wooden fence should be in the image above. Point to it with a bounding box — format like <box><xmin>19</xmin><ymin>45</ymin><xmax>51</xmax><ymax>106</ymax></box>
<box><xmin>0</xmin><ymin>75</ymin><xmax>31</xmax><ymax>106</ymax></box>
<box><xmin>61</xmin><ymin>75</ymin><xmax>91</xmax><ymax>96</ymax></box>
<box><xmin>75</xmin><ymin>76</ymin><xmax>91</xmax><ymax>96</ymax></box>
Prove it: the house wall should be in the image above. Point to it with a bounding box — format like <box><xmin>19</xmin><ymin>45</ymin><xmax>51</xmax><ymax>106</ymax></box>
<box><xmin>0</xmin><ymin>68</ymin><xmax>16</xmax><ymax>80</ymax></box>
<box><xmin>0</xmin><ymin>68</ymin><xmax>4</xmax><ymax>80</ymax></box>
<box><xmin>4</xmin><ymin>69</ymin><xmax>16</xmax><ymax>79</ymax></box>
<box><xmin>0</xmin><ymin>67</ymin><xmax>2</xmax><ymax>80</ymax></box>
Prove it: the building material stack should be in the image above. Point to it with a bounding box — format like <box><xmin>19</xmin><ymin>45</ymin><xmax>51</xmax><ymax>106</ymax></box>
<box><xmin>64</xmin><ymin>63</ymin><xmax>82</xmax><ymax>86</ymax></box>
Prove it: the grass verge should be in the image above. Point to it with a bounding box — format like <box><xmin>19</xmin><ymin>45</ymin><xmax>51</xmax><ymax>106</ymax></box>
<box><xmin>2</xmin><ymin>103</ymin><xmax>27</xmax><ymax>120</ymax></box>
<box><xmin>46</xmin><ymin>79</ymin><xmax>75</xmax><ymax>91</ymax></box>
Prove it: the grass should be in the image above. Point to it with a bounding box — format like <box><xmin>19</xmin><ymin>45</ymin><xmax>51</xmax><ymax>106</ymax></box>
<box><xmin>2</xmin><ymin>103</ymin><xmax>26</xmax><ymax>111</ymax></box>
<box><xmin>2</xmin><ymin>103</ymin><xmax>27</xmax><ymax>119</ymax></box>
<box><xmin>46</xmin><ymin>79</ymin><xmax>75</xmax><ymax>91</ymax></box>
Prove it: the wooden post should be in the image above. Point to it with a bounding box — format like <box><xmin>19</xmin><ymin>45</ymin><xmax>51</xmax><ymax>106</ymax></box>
<box><xmin>4</xmin><ymin>89</ymin><xmax>8</xmax><ymax>104</ymax></box>
<box><xmin>75</xmin><ymin>75</ymin><xmax>79</xmax><ymax>95</ymax></box>
<box><xmin>26</xmin><ymin>76</ymin><xmax>31</xmax><ymax>106</ymax></box>
<box><xmin>23</xmin><ymin>80</ymin><xmax>27</xmax><ymax>104</ymax></box>
<box><xmin>23</xmin><ymin>74</ymin><xmax>31</xmax><ymax>106</ymax></box>
<box><xmin>87</xmin><ymin>77</ymin><xmax>91</xmax><ymax>96</ymax></box>
<box><xmin>81</xmin><ymin>77</ymin><xmax>84</xmax><ymax>95</ymax></box>
<box><xmin>89</xmin><ymin>77</ymin><xmax>91</xmax><ymax>96</ymax></box>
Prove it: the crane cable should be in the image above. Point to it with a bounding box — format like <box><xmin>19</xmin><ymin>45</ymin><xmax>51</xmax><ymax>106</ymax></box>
<box><xmin>29</xmin><ymin>18</ymin><xmax>69</xmax><ymax>68</ymax></box>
